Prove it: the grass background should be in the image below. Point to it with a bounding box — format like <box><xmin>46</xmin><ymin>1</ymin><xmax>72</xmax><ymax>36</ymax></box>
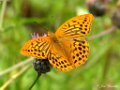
<box><xmin>0</xmin><ymin>0</ymin><xmax>120</xmax><ymax>90</ymax></box>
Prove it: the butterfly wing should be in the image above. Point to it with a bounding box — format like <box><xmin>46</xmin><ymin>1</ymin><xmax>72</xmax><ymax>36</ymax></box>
<box><xmin>59</xmin><ymin>37</ymin><xmax>89</xmax><ymax>68</ymax></box>
<box><xmin>70</xmin><ymin>38</ymin><xmax>89</xmax><ymax>67</ymax></box>
<box><xmin>20</xmin><ymin>36</ymin><xmax>51</xmax><ymax>59</ymax></box>
<box><xmin>56</xmin><ymin>37</ymin><xmax>89</xmax><ymax>68</ymax></box>
<box><xmin>48</xmin><ymin>42</ymin><xmax>74</xmax><ymax>72</ymax></box>
<box><xmin>55</xmin><ymin>14</ymin><xmax>93</xmax><ymax>38</ymax></box>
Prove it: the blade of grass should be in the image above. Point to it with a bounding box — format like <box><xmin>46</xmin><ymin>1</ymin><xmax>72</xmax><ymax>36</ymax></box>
<box><xmin>0</xmin><ymin>0</ymin><xmax>7</xmax><ymax>31</ymax></box>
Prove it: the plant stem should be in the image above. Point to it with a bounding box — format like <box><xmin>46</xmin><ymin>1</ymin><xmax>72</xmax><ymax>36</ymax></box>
<box><xmin>0</xmin><ymin>65</ymin><xmax>30</xmax><ymax>90</ymax></box>
<box><xmin>0</xmin><ymin>58</ymin><xmax>34</xmax><ymax>76</ymax></box>
<box><xmin>0</xmin><ymin>0</ymin><xmax>7</xmax><ymax>31</ymax></box>
<box><xmin>88</xmin><ymin>26</ymin><xmax>117</xmax><ymax>40</ymax></box>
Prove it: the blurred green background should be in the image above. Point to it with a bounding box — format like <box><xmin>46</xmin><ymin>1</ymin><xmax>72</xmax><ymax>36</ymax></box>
<box><xmin>0</xmin><ymin>0</ymin><xmax>120</xmax><ymax>90</ymax></box>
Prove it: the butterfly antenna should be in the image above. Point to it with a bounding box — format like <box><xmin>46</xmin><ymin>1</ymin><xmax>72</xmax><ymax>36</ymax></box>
<box><xmin>28</xmin><ymin>73</ymin><xmax>41</xmax><ymax>90</ymax></box>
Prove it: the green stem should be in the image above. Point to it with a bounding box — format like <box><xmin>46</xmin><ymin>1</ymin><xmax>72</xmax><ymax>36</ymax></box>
<box><xmin>0</xmin><ymin>0</ymin><xmax>7</xmax><ymax>31</ymax></box>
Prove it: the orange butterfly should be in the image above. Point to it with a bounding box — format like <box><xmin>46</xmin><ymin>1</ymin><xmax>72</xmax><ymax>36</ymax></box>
<box><xmin>20</xmin><ymin>14</ymin><xmax>94</xmax><ymax>72</ymax></box>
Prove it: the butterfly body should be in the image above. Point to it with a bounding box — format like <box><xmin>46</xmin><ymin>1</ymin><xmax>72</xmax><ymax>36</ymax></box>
<box><xmin>21</xmin><ymin>14</ymin><xmax>93</xmax><ymax>72</ymax></box>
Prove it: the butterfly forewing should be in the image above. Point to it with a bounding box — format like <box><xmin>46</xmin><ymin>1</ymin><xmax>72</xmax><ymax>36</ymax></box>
<box><xmin>20</xmin><ymin>36</ymin><xmax>51</xmax><ymax>59</ymax></box>
<box><xmin>55</xmin><ymin>14</ymin><xmax>93</xmax><ymax>38</ymax></box>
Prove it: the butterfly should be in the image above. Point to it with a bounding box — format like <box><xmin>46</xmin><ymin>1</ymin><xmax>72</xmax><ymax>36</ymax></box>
<box><xmin>20</xmin><ymin>14</ymin><xmax>94</xmax><ymax>72</ymax></box>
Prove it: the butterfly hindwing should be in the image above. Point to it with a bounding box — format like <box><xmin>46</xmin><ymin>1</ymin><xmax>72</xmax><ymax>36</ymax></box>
<box><xmin>55</xmin><ymin>14</ymin><xmax>93</xmax><ymax>38</ymax></box>
<box><xmin>20</xmin><ymin>36</ymin><xmax>51</xmax><ymax>59</ymax></box>
<box><xmin>48</xmin><ymin>43</ymin><xmax>74</xmax><ymax>72</ymax></box>
<box><xmin>70</xmin><ymin>38</ymin><xmax>89</xmax><ymax>67</ymax></box>
<box><xmin>48</xmin><ymin>53</ymin><xmax>74</xmax><ymax>72</ymax></box>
